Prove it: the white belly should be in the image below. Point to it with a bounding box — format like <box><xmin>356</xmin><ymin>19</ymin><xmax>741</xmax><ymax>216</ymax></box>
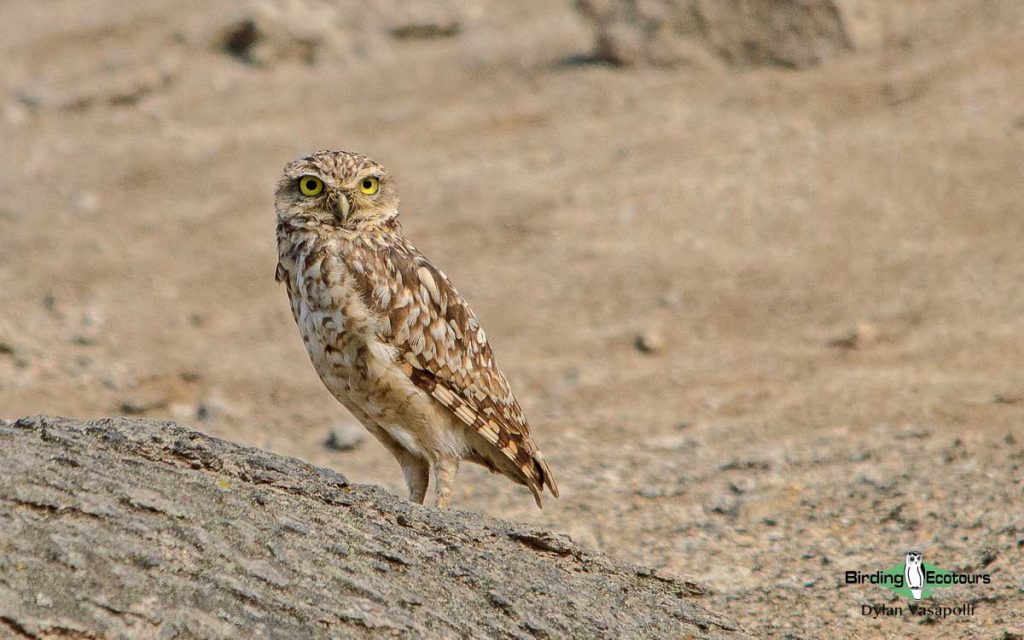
<box><xmin>291</xmin><ymin>261</ymin><xmax>467</xmax><ymax>461</ymax></box>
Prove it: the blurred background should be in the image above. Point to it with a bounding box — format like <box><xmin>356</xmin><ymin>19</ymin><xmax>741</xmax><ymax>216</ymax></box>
<box><xmin>1</xmin><ymin>1</ymin><xmax>1022</xmax><ymax>636</ymax></box>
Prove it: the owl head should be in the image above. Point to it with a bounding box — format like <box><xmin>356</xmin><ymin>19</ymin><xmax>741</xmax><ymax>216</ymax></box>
<box><xmin>905</xmin><ymin>551</ymin><xmax>922</xmax><ymax>566</ymax></box>
<box><xmin>275</xmin><ymin>150</ymin><xmax>399</xmax><ymax>227</ymax></box>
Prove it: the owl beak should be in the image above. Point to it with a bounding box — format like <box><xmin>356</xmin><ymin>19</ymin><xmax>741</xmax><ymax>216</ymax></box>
<box><xmin>335</xmin><ymin>191</ymin><xmax>351</xmax><ymax>219</ymax></box>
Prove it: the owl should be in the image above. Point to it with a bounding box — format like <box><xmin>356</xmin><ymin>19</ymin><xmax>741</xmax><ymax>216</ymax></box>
<box><xmin>274</xmin><ymin>150</ymin><xmax>559</xmax><ymax>509</ymax></box>
<box><xmin>904</xmin><ymin>551</ymin><xmax>924</xmax><ymax>600</ymax></box>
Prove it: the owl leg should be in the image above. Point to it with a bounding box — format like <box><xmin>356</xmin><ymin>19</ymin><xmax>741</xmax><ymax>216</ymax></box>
<box><xmin>401</xmin><ymin>455</ymin><xmax>430</xmax><ymax>504</ymax></box>
<box><xmin>433</xmin><ymin>457</ymin><xmax>460</xmax><ymax>509</ymax></box>
<box><xmin>357</xmin><ymin>420</ymin><xmax>429</xmax><ymax>503</ymax></box>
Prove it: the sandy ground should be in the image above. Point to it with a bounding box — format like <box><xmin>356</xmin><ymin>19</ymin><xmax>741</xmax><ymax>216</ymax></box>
<box><xmin>1</xmin><ymin>1</ymin><xmax>1022</xmax><ymax>637</ymax></box>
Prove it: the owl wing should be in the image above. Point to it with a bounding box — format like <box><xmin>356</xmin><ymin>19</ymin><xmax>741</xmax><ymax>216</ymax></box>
<box><xmin>353</xmin><ymin>238</ymin><xmax>558</xmax><ymax>507</ymax></box>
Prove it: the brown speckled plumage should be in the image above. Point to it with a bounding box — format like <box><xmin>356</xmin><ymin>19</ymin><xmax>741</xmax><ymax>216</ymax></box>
<box><xmin>275</xmin><ymin>150</ymin><xmax>558</xmax><ymax>508</ymax></box>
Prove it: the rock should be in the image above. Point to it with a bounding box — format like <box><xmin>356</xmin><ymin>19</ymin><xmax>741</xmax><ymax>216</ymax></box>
<box><xmin>325</xmin><ymin>422</ymin><xmax>366</xmax><ymax>451</ymax></box>
<box><xmin>705</xmin><ymin>494</ymin><xmax>742</xmax><ymax>518</ymax></box>
<box><xmin>993</xmin><ymin>393</ymin><xmax>1022</xmax><ymax>405</ymax></box>
<box><xmin>827</xmin><ymin>322</ymin><xmax>878</xmax><ymax>349</ymax></box>
<box><xmin>221</xmin><ymin>17</ymin><xmax>264</xmax><ymax>64</ymax></box>
<box><xmin>389</xmin><ymin>21</ymin><xmax>460</xmax><ymax>40</ymax></box>
<box><xmin>574</xmin><ymin>0</ymin><xmax>861</xmax><ymax>69</ymax></box>
<box><xmin>119</xmin><ymin>391</ymin><xmax>170</xmax><ymax>415</ymax></box>
<box><xmin>658</xmin><ymin>292</ymin><xmax>682</xmax><ymax>309</ymax></box>
<box><xmin>635</xmin><ymin>329</ymin><xmax>664</xmax><ymax>354</ymax></box>
<box><xmin>893</xmin><ymin>426</ymin><xmax>930</xmax><ymax>440</ymax></box>
<box><xmin>196</xmin><ymin>393</ymin><xmax>234</xmax><ymax>422</ymax></box>
<box><xmin>0</xmin><ymin>416</ymin><xmax>749</xmax><ymax>639</ymax></box>
<box><xmin>974</xmin><ymin>547</ymin><xmax>997</xmax><ymax>569</ymax></box>
<box><xmin>218</xmin><ymin>13</ymin><xmax>320</xmax><ymax>66</ymax></box>
<box><xmin>388</xmin><ymin>5</ymin><xmax>462</xmax><ymax>41</ymax></box>
<box><xmin>14</xmin><ymin>83</ymin><xmax>65</xmax><ymax>110</ymax></box>
<box><xmin>729</xmin><ymin>478</ymin><xmax>756</xmax><ymax>495</ymax></box>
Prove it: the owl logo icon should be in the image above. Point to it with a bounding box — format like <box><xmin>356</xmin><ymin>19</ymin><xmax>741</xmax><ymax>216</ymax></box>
<box><xmin>904</xmin><ymin>551</ymin><xmax>925</xmax><ymax>600</ymax></box>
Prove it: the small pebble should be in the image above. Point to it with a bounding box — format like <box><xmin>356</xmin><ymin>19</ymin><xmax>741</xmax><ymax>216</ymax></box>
<box><xmin>729</xmin><ymin>478</ymin><xmax>755</xmax><ymax>494</ymax></box>
<box><xmin>635</xmin><ymin>330</ymin><xmax>663</xmax><ymax>354</ymax></box>
<box><xmin>325</xmin><ymin>423</ymin><xmax>365</xmax><ymax>451</ymax></box>
<box><xmin>221</xmin><ymin>18</ymin><xmax>263</xmax><ymax>63</ymax></box>
<box><xmin>197</xmin><ymin>393</ymin><xmax>233</xmax><ymax>421</ymax></box>
<box><xmin>658</xmin><ymin>292</ymin><xmax>682</xmax><ymax>308</ymax></box>
<box><xmin>119</xmin><ymin>392</ymin><xmax>169</xmax><ymax>415</ymax></box>
<box><xmin>827</xmin><ymin>322</ymin><xmax>877</xmax><ymax>349</ymax></box>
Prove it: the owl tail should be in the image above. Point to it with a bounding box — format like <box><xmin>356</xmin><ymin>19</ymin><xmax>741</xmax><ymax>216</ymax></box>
<box><xmin>911</xmin><ymin>588</ymin><xmax>922</xmax><ymax>600</ymax></box>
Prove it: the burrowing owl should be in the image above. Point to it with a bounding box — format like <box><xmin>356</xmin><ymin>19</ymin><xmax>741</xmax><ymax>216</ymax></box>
<box><xmin>275</xmin><ymin>150</ymin><xmax>558</xmax><ymax>509</ymax></box>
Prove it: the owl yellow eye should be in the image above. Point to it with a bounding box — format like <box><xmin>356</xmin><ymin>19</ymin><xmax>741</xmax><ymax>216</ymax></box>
<box><xmin>359</xmin><ymin>176</ymin><xmax>380</xmax><ymax>195</ymax></box>
<box><xmin>298</xmin><ymin>176</ymin><xmax>323</xmax><ymax>196</ymax></box>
